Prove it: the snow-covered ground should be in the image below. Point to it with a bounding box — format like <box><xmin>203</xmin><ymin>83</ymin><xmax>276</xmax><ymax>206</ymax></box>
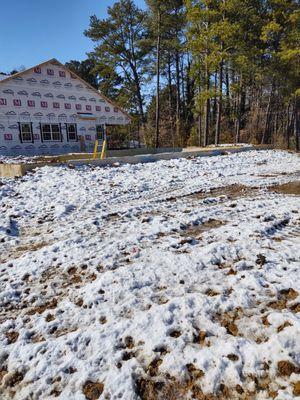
<box><xmin>0</xmin><ymin>155</ymin><xmax>38</xmax><ymax>164</ymax></box>
<box><xmin>0</xmin><ymin>150</ymin><xmax>299</xmax><ymax>400</ymax></box>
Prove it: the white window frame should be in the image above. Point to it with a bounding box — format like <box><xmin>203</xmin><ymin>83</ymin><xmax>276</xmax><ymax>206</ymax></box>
<box><xmin>20</xmin><ymin>123</ymin><xmax>33</xmax><ymax>142</ymax></box>
<box><xmin>66</xmin><ymin>123</ymin><xmax>78</xmax><ymax>141</ymax></box>
<box><xmin>41</xmin><ymin>123</ymin><xmax>61</xmax><ymax>141</ymax></box>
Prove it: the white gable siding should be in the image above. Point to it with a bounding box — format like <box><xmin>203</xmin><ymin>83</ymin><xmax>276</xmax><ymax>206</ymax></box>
<box><xmin>0</xmin><ymin>60</ymin><xmax>130</xmax><ymax>156</ymax></box>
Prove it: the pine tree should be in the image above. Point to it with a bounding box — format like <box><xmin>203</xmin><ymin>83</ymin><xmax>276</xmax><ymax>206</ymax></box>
<box><xmin>85</xmin><ymin>0</ymin><xmax>149</xmax><ymax>120</ymax></box>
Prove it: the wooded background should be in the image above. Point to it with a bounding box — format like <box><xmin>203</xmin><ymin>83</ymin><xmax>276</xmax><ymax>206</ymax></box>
<box><xmin>50</xmin><ymin>1</ymin><xmax>300</xmax><ymax>149</ymax></box>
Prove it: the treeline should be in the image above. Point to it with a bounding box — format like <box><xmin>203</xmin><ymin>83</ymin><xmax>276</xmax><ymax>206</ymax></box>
<box><xmin>66</xmin><ymin>0</ymin><xmax>299</xmax><ymax>150</ymax></box>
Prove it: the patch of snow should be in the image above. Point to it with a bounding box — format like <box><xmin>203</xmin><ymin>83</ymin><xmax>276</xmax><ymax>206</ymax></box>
<box><xmin>0</xmin><ymin>150</ymin><xmax>299</xmax><ymax>399</ymax></box>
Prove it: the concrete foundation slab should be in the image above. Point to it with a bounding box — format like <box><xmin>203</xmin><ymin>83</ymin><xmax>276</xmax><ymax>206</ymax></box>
<box><xmin>0</xmin><ymin>146</ymin><xmax>273</xmax><ymax>178</ymax></box>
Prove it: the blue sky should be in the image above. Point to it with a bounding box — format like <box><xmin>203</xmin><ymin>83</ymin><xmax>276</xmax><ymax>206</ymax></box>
<box><xmin>0</xmin><ymin>0</ymin><xmax>145</xmax><ymax>73</ymax></box>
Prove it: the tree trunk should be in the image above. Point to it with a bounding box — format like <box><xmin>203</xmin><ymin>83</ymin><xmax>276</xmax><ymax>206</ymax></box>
<box><xmin>204</xmin><ymin>70</ymin><xmax>210</xmax><ymax>147</ymax></box>
<box><xmin>294</xmin><ymin>97</ymin><xmax>300</xmax><ymax>152</ymax></box>
<box><xmin>215</xmin><ymin>59</ymin><xmax>223</xmax><ymax>146</ymax></box>
<box><xmin>155</xmin><ymin>9</ymin><xmax>161</xmax><ymax>148</ymax></box>
<box><xmin>175</xmin><ymin>50</ymin><xmax>181</xmax><ymax>142</ymax></box>
<box><xmin>198</xmin><ymin>113</ymin><xmax>202</xmax><ymax>147</ymax></box>
<box><xmin>167</xmin><ymin>56</ymin><xmax>175</xmax><ymax>147</ymax></box>
<box><xmin>225</xmin><ymin>64</ymin><xmax>230</xmax><ymax>119</ymax></box>
<box><xmin>235</xmin><ymin>79</ymin><xmax>242</xmax><ymax>143</ymax></box>
<box><xmin>261</xmin><ymin>83</ymin><xmax>274</xmax><ymax>144</ymax></box>
<box><xmin>212</xmin><ymin>73</ymin><xmax>217</xmax><ymax>123</ymax></box>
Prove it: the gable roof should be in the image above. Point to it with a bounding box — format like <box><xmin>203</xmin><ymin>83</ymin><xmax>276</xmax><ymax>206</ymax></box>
<box><xmin>0</xmin><ymin>58</ymin><xmax>131</xmax><ymax>120</ymax></box>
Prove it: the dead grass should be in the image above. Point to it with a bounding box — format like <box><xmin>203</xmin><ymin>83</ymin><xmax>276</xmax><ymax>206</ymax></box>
<box><xmin>0</xmin><ymin>240</ymin><xmax>51</xmax><ymax>263</ymax></box>
<box><xmin>180</xmin><ymin>219</ymin><xmax>225</xmax><ymax>239</ymax></box>
<box><xmin>269</xmin><ymin>181</ymin><xmax>300</xmax><ymax>196</ymax></box>
<box><xmin>277</xmin><ymin>360</ymin><xmax>299</xmax><ymax>377</ymax></box>
<box><xmin>82</xmin><ymin>381</ymin><xmax>104</xmax><ymax>400</ymax></box>
<box><xmin>166</xmin><ymin>184</ymin><xmax>252</xmax><ymax>203</ymax></box>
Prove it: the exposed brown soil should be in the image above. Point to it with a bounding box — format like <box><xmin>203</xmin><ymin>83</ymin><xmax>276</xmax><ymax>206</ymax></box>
<box><xmin>198</xmin><ymin>184</ymin><xmax>252</xmax><ymax>201</ymax></box>
<box><xmin>166</xmin><ymin>184</ymin><xmax>253</xmax><ymax>204</ymax></box>
<box><xmin>180</xmin><ymin>219</ymin><xmax>225</xmax><ymax>238</ymax></box>
<box><xmin>279</xmin><ymin>288</ymin><xmax>298</xmax><ymax>301</ymax></box>
<box><xmin>3</xmin><ymin>371</ymin><xmax>24</xmax><ymax>388</ymax></box>
<box><xmin>134</xmin><ymin>372</ymin><xmax>279</xmax><ymax>400</ymax></box>
<box><xmin>82</xmin><ymin>381</ymin><xmax>104</xmax><ymax>400</ymax></box>
<box><xmin>168</xmin><ymin>330</ymin><xmax>182</xmax><ymax>338</ymax></box>
<box><xmin>186</xmin><ymin>363</ymin><xmax>205</xmax><ymax>379</ymax></box>
<box><xmin>293</xmin><ymin>381</ymin><xmax>300</xmax><ymax>396</ymax></box>
<box><xmin>290</xmin><ymin>302</ymin><xmax>300</xmax><ymax>313</ymax></box>
<box><xmin>277</xmin><ymin>360</ymin><xmax>299</xmax><ymax>377</ymax></box>
<box><xmin>215</xmin><ymin>308</ymin><xmax>242</xmax><ymax>337</ymax></box>
<box><xmin>0</xmin><ymin>240</ymin><xmax>52</xmax><ymax>263</ymax></box>
<box><xmin>269</xmin><ymin>181</ymin><xmax>300</xmax><ymax>196</ymax></box>
<box><xmin>267</xmin><ymin>288</ymin><xmax>299</xmax><ymax>311</ymax></box>
<box><xmin>277</xmin><ymin>321</ymin><xmax>293</xmax><ymax>333</ymax></box>
<box><xmin>227</xmin><ymin>354</ymin><xmax>239</xmax><ymax>362</ymax></box>
<box><xmin>147</xmin><ymin>359</ymin><xmax>163</xmax><ymax>377</ymax></box>
<box><xmin>27</xmin><ymin>298</ymin><xmax>58</xmax><ymax>316</ymax></box>
<box><xmin>135</xmin><ymin>376</ymin><xmax>218</xmax><ymax>400</ymax></box>
<box><xmin>193</xmin><ymin>330</ymin><xmax>207</xmax><ymax>346</ymax></box>
<box><xmin>5</xmin><ymin>331</ymin><xmax>19</xmax><ymax>344</ymax></box>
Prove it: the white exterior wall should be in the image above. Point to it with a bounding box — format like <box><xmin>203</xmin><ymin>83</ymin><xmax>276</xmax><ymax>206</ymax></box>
<box><xmin>0</xmin><ymin>60</ymin><xmax>130</xmax><ymax>156</ymax></box>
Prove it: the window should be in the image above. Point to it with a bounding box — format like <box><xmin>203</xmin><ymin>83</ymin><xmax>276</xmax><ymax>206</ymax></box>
<box><xmin>59</xmin><ymin>71</ymin><xmax>66</xmax><ymax>78</ymax></box>
<box><xmin>86</xmin><ymin>105</ymin><xmax>92</xmax><ymax>111</ymax></box>
<box><xmin>96</xmin><ymin>125</ymin><xmax>105</xmax><ymax>140</ymax></box>
<box><xmin>13</xmin><ymin>99</ymin><xmax>21</xmax><ymax>106</ymax></box>
<box><xmin>28</xmin><ymin>100</ymin><xmax>35</xmax><ymax>107</ymax></box>
<box><xmin>19</xmin><ymin>123</ymin><xmax>33</xmax><ymax>142</ymax></box>
<box><xmin>66</xmin><ymin>123</ymin><xmax>77</xmax><ymax>141</ymax></box>
<box><xmin>53</xmin><ymin>102</ymin><xmax>60</xmax><ymax>109</ymax></box>
<box><xmin>75</xmin><ymin>104</ymin><xmax>82</xmax><ymax>111</ymax></box>
<box><xmin>0</xmin><ymin>98</ymin><xmax>7</xmax><ymax>105</ymax></box>
<box><xmin>34</xmin><ymin>67</ymin><xmax>41</xmax><ymax>74</ymax></box>
<box><xmin>41</xmin><ymin>101</ymin><xmax>48</xmax><ymax>108</ymax></box>
<box><xmin>47</xmin><ymin>69</ymin><xmax>54</xmax><ymax>76</ymax></box>
<box><xmin>41</xmin><ymin>124</ymin><xmax>61</xmax><ymax>141</ymax></box>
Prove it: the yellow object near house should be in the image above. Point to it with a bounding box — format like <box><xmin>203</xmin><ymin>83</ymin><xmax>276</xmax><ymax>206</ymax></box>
<box><xmin>93</xmin><ymin>139</ymin><xmax>107</xmax><ymax>160</ymax></box>
<box><xmin>101</xmin><ymin>140</ymin><xmax>107</xmax><ymax>160</ymax></box>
